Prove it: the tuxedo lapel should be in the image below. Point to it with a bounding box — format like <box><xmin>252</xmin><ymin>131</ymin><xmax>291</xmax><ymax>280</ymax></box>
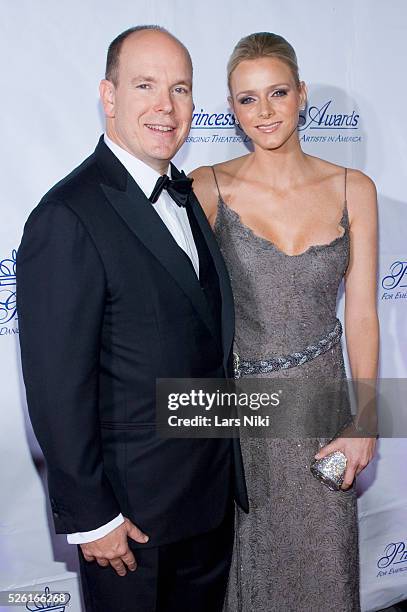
<box><xmin>188</xmin><ymin>192</ymin><xmax>235</xmax><ymax>367</ymax></box>
<box><xmin>95</xmin><ymin>141</ymin><xmax>216</xmax><ymax>338</ymax></box>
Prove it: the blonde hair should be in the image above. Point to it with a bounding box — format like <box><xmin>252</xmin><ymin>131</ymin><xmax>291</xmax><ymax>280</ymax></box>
<box><xmin>227</xmin><ymin>32</ymin><xmax>300</xmax><ymax>91</ymax></box>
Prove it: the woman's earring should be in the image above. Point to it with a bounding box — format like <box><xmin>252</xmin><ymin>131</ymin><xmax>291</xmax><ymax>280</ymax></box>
<box><xmin>235</xmin><ymin>118</ymin><xmax>240</xmax><ymax>126</ymax></box>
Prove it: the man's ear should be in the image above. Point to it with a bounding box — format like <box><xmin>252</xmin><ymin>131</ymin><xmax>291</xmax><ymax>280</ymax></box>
<box><xmin>99</xmin><ymin>79</ymin><xmax>116</xmax><ymax>118</ymax></box>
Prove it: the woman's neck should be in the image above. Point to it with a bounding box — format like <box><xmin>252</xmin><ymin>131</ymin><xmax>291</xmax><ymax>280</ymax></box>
<box><xmin>246</xmin><ymin>140</ymin><xmax>310</xmax><ymax>191</ymax></box>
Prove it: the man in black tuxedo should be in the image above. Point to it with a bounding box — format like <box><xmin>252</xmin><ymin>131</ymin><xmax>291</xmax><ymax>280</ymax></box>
<box><xmin>17</xmin><ymin>25</ymin><xmax>247</xmax><ymax>612</ymax></box>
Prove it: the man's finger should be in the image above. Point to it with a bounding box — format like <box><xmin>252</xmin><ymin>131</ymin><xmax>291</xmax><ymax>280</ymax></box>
<box><xmin>121</xmin><ymin>549</ymin><xmax>137</xmax><ymax>571</ymax></box>
<box><xmin>125</xmin><ymin>519</ymin><xmax>149</xmax><ymax>544</ymax></box>
<box><xmin>82</xmin><ymin>553</ymin><xmax>96</xmax><ymax>562</ymax></box>
<box><xmin>96</xmin><ymin>558</ymin><xmax>109</xmax><ymax>568</ymax></box>
<box><xmin>110</xmin><ymin>558</ymin><xmax>127</xmax><ymax>576</ymax></box>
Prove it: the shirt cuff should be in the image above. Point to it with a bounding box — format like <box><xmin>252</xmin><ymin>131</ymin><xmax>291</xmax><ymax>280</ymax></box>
<box><xmin>66</xmin><ymin>513</ymin><xmax>125</xmax><ymax>544</ymax></box>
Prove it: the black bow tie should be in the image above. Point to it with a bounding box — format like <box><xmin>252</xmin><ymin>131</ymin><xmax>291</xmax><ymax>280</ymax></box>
<box><xmin>149</xmin><ymin>166</ymin><xmax>193</xmax><ymax>208</ymax></box>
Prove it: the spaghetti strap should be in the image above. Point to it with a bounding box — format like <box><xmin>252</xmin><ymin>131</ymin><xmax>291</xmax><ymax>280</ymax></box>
<box><xmin>211</xmin><ymin>166</ymin><xmax>222</xmax><ymax>200</ymax></box>
<box><xmin>344</xmin><ymin>167</ymin><xmax>348</xmax><ymax>205</ymax></box>
<box><xmin>339</xmin><ymin>167</ymin><xmax>349</xmax><ymax>228</ymax></box>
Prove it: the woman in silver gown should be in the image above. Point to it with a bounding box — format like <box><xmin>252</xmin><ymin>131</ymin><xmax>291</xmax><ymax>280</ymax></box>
<box><xmin>191</xmin><ymin>32</ymin><xmax>379</xmax><ymax>612</ymax></box>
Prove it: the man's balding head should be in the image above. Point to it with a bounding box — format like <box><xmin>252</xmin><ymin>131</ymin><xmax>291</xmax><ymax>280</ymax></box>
<box><xmin>105</xmin><ymin>25</ymin><xmax>193</xmax><ymax>87</ymax></box>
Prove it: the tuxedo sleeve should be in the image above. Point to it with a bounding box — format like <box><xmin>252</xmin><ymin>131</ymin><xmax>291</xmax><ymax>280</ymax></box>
<box><xmin>17</xmin><ymin>199</ymin><xmax>121</xmax><ymax>533</ymax></box>
<box><xmin>67</xmin><ymin>513</ymin><xmax>125</xmax><ymax>544</ymax></box>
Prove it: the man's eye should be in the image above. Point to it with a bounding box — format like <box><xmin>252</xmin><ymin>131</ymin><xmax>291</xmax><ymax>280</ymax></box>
<box><xmin>174</xmin><ymin>87</ymin><xmax>189</xmax><ymax>94</ymax></box>
<box><xmin>136</xmin><ymin>83</ymin><xmax>151</xmax><ymax>89</ymax></box>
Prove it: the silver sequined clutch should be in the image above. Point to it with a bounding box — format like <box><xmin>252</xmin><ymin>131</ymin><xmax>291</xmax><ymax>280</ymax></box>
<box><xmin>310</xmin><ymin>450</ymin><xmax>347</xmax><ymax>491</ymax></box>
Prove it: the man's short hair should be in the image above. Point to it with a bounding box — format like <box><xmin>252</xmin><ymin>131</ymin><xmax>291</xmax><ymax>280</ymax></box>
<box><xmin>105</xmin><ymin>25</ymin><xmax>193</xmax><ymax>86</ymax></box>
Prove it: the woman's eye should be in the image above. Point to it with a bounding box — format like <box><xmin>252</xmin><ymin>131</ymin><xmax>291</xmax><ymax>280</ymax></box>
<box><xmin>239</xmin><ymin>96</ymin><xmax>254</xmax><ymax>105</ymax></box>
<box><xmin>272</xmin><ymin>89</ymin><xmax>288</xmax><ymax>97</ymax></box>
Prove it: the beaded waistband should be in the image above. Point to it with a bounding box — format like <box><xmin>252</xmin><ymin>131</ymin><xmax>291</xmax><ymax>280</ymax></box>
<box><xmin>233</xmin><ymin>318</ymin><xmax>343</xmax><ymax>379</ymax></box>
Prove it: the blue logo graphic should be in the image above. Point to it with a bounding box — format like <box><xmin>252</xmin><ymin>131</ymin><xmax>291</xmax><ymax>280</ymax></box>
<box><xmin>382</xmin><ymin>261</ymin><xmax>407</xmax><ymax>290</ymax></box>
<box><xmin>299</xmin><ymin>100</ymin><xmax>359</xmax><ymax>131</ymax></box>
<box><xmin>191</xmin><ymin>109</ymin><xmax>236</xmax><ymax>130</ymax></box>
<box><xmin>189</xmin><ymin>101</ymin><xmax>361</xmax><ymax>145</ymax></box>
<box><xmin>377</xmin><ymin>542</ymin><xmax>407</xmax><ymax>578</ymax></box>
<box><xmin>191</xmin><ymin>101</ymin><xmax>359</xmax><ymax>132</ymax></box>
<box><xmin>25</xmin><ymin>586</ymin><xmax>71</xmax><ymax>611</ymax></box>
<box><xmin>0</xmin><ymin>249</ymin><xmax>17</xmax><ymax>324</ymax></box>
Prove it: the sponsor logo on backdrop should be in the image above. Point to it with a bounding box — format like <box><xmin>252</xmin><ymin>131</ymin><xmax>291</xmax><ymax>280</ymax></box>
<box><xmin>0</xmin><ymin>249</ymin><xmax>18</xmax><ymax>336</ymax></box>
<box><xmin>192</xmin><ymin>109</ymin><xmax>236</xmax><ymax>129</ymax></box>
<box><xmin>187</xmin><ymin>108</ymin><xmax>250</xmax><ymax>144</ymax></box>
<box><xmin>377</xmin><ymin>541</ymin><xmax>407</xmax><ymax>578</ymax></box>
<box><xmin>188</xmin><ymin>100</ymin><xmax>361</xmax><ymax>145</ymax></box>
<box><xmin>381</xmin><ymin>261</ymin><xmax>407</xmax><ymax>301</ymax></box>
<box><xmin>299</xmin><ymin>100</ymin><xmax>361</xmax><ymax>144</ymax></box>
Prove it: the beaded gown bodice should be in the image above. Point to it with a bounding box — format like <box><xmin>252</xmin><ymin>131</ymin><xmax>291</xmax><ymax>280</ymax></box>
<box><xmin>214</xmin><ymin>196</ymin><xmax>349</xmax><ymax>361</ymax></box>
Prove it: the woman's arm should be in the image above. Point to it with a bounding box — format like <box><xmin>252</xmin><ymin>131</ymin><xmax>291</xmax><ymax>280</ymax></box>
<box><xmin>188</xmin><ymin>166</ymin><xmax>219</xmax><ymax>227</ymax></box>
<box><xmin>315</xmin><ymin>169</ymin><xmax>379</xmax><ymax>487</ymax></box>
<box><xmin>344</xmin><ymin>169</ymin><xmax>379</xmax><ymax>381</ymax></box>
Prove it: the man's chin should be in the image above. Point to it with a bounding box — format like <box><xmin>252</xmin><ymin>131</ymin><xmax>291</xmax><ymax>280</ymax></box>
<box><xmin>147</xmin><ymin>142</ymin><xmax>184</xmax><ymax>163</ymax></box>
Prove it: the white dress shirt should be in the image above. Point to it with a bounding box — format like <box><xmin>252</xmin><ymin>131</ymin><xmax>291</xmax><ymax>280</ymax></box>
<box><xmin>106</xmin><ymin>135</ymin><xmax>199</xmax><ymax>276</ymax></box>
<box><xmin>67</xmin><ymin>136</ymin><xmax>199</xmax><ymax>544</ymax></box>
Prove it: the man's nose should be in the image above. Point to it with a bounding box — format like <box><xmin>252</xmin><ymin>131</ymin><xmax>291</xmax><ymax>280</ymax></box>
<box><xmin>153</xmin><ymin>90</ymin><xmax>174</xmax><ymax>114</ymax></box>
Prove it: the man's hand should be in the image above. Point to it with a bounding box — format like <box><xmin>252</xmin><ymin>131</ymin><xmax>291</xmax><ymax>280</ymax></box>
<box><xmin>80</xmin><ymin>517</ymin><xmax>149</xmax><ymax>576</ymax></box>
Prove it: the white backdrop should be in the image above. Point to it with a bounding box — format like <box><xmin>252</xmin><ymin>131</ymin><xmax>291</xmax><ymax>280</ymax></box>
<box><xmin>1</xmin><ymin>2</ymin><xmax>406</xmax><ymax>611</ymax></box>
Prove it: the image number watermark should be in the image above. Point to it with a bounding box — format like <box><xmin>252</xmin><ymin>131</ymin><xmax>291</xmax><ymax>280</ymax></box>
<box><xmin>0</xmin><ymin>585</ymin><xmax>71</xmax><ymax>609</ymax></box>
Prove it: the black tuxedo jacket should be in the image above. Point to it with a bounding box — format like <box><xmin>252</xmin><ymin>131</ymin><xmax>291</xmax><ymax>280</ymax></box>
<box><xmin>17</xmin><ymin>137</ymin><xmax>248</xmax><ymax>547</ymax></box>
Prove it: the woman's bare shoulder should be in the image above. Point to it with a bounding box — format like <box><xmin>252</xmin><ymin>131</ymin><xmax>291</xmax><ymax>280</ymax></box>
<box><xmin>307</xmin><ymin>156</ymin><xmax>377</xmax><ymax>208</ymax></box>
<box><xmin>189</xmin><ymin>155</ymin><xmax>250</xmax><ymax>224</ymax></box>
<box><xmin>345</xmin><ymin>168</ymin><xmax>377</xmax><ymax>227</ymax></box>
<box><xmin>213</xmin><ymin>154</ymin><xmax>251</xmax><ymax>181</ymax></box>
<box><xmin>309</xmin><ymin>155</ymin><xmax>375</xmax><ymax>187</ymax></box>
<box><xmin>307</xmin><ymin>154</ymin><xmax>347</xmax><ymax>182</ymax></box>
<box><xmin>189</xmin><ymin>165</ymin><xmax>214</xmax><ymax>184</ymax></box>
<box><xmin>188</xmin><ymin>165</ymin><xmax>219</xmax><ymax>224</ymax></box>
<box><xmin>314</xmin><ymin>158</ymin><xmax>377</xmax><ymax>228</ymax></box>
<box><xmin>346</xmin><ymin>167</ymin><xmax>377</xmax><ymax>196</ymax></box>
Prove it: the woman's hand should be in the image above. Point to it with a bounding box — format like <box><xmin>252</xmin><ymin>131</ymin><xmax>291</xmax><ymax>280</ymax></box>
<box><xmin>314</xmin><ymin>429</ymin><xmax>377</xmax><ymax>490</ymax></box>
